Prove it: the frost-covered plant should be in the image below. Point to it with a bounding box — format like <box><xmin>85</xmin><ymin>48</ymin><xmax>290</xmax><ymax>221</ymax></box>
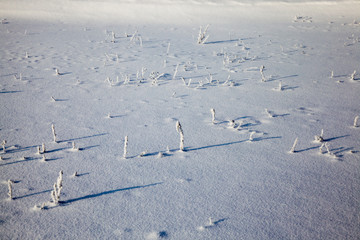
<box><xmin>289</xmin><ymin>137</ymin><xmax>298</xmax><ymax>153</ymax></box>
<box><xmin>206</xmin><ymin>73</ymin><xmax>213</xmax><ymax>84</ymax></box>
<box><xmin>123</xmin><ymin>136</ymin><xmax>128</xmax><ymax>159</ymax></box>
<box><xmin>197</xmin><ymin>25</ymin><xmax>210</xmax><ymax>44</ymax></box>
<box><xmin>330</xmin><ymin>70</ymin><xmax>334</xmax><ymax>79</ymax></box>
<box><xmin>55</xmin><ymin>68</ymin><xmax>60</xmax><ymax>75</ymax></box>
<box><xmin>187</xmin><ymin>78</ymin><xmax>192</xmax><ymax>87</ymax></box>
<box><xmin>181</xmin><ymin>77</ymin><xmax>187</xmax><ymax>86</ymax></box>
<box><xmin>211</xmin><ymin>108</ymin><xmax>216</xmax><ymax>124</ymax></box>
<box><xmin>353</xmin><ymin>116</ymin><xmax>359</xmax><ymax>127</ymax></box>
<box><xmin>176</xmin><ymin>121</ymin><xmax>185</xmax><ymax>151</ymax></box>
<box><xmin>208</xmin><ymin>217</ymin><xmax>214</xmax><ymax>226</ymax></box>
<box><xmin>8</xmin><ymin>180</ymin><xmax>13</xmax><ymax>200</ymax></box>
<box><xmin>172</xmin><ymin>64</ymin><xmax>179</xmax><ymax>80</ymax></box>
<box><xmin>248</xmin><ymin>131</ymin><xmax>255</xmax><ymax>142</ymax></box>
<box><xmin>260</xmin><ymin>65</ymin><xmax>266</xmax><ymax>82</ymax></box>
<box><xmin>73</xmin><ymin>171</ymin><xmax>78</xmax><ymax>177</ymax></box>
<box><xmin>324</xmin><ymin>143</ymin><xmax>337</xmax><ymax>158</ymax></box>
<box><xmin>1</xmin><ymin>140</ymin><xmax>6</xmax><ymax>153</ymax></box>
<box><xmin>265</xmin><ymin>108</ymin><xmax>274</xmax><ymax>118</ymax></box>
<box><xmin>42</xmin><ymin>154</ymin><xmax>46</xmax><ymax>162</ymax></box>
<box><xmin>51</xmin><ymin>170</ymin><xmax>63</xmax><ymax>205</ymax></box>
<box><xmin>51</xmin><ymin>96</ymin><xmax>56</xmax><ymax>102</ymax></box>
<box><xmin>167</xmin><ymin>42</ymin><xmax>171</xmax><ymax>55</ymax></box>
<box><xmin>319</xmin><ymin>143</ymin><xmax>325</xmax><ymax>154</ymax></box>
<box><xmin>157</xmin><ymin>152</ymin><xmax>164</xmax><ymax>158</ymax></box>
<box><xmin>350</xmin><ymin>70</ymin><xmax>356</xmax><ymax>81</ymax></box>
<box><xmin>277</xmin><ymin>81</ymin><xmax>283</xmax><ymax>91</ymax></box>
<box><xmin>41</xmin><ymin>143</ymin><xmax>46</xmax><ymax>154</ymax></box>
<box><xmin>51</xmin><ymin>124</ymin><xmax>57</xmax><ymax>143</ymax></box>
<box><xmin>228</xmin><ymin>120</ymin><xmax>236</xmax><ymax>128</ymax></box>
<box><xmin>141</xmin><ymin>67</ymin><xmax>147</xmax><ymax>80</ymax></box>
<box><xmin>139</xmin><ymin>151</ymin><xmax>147</xmax><ymax>157</ymax></box>
<box><xmin>36</xmin><ymin>146</ymin><xmax>41</xmax><ymax>155</ymax></box>
<box><xmin>71</xmin><ymin>142</ymin><xmax>79</xmax><ymax>151</ymax></box>
<box><xmin>314</xmin><ymin>129</ymin><xmax>324</xmax><ymax>143</ymax></box>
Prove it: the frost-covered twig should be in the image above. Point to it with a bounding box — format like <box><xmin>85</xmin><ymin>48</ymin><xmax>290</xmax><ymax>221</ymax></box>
<box><xmin>176</xmin><ymin>121</ymin><xmax>185</xmax><ymax>151</ymax></box>
<box><xmin>172</xmin><ymin>64</ymin><xmax>179</xmax><ymax>80</ymax></box>
<box><xmin>71</xmin><ymin>142</ymin><xmax>79</xmax><ymax>151</ymax></box>
<box><xmin>353</xmin><ymin>116</ymin><xmax>359</xmax><ymax>127</ymax></box>
<box><xmin>123</xmin><ymin>136</ymin><xmax>128</xmax><ymax>159</ymax></box>
<box><xmin>260</xmin><ymin>65</ymin><xmax>266</xmax><ymax>82</ymax></box>
<box><xmin>277</xmin><ymin>81</ymin><xmax>283</xmax><ymax>91</ymax></box>
<box><xmin>210</xmin><ymin>108</ymin><xmax>216</xmax><ymax>124</ymax></box>
<box><xmin>248</xmin><ymin>131</ymin><xmax>255</xmax><ymax>142</ymax></box>
<box><xmin>324</xmin><ymin>143</ymin><xmax>337</xmax><ymax>158</ymax></box>
<box><xmin>51</xmin><ymin>124</ymin><xmax>57</xmax><ymax>143</ymax></box>
<box><xmin>51</xmin><ymin>170</ymin><xmax>63</xmax><ymax>205</ymax></box>
<box><xmin>350</xmin><ymin>70</ymin><xmax>356</xmax><ymax>81</ymax></box>
<box><xmin>265</xmin><ymin>108</ymin><xmax>274</xmax><ymax>118</ymax></box>
<box><xmin>1</xmin><ymin>140</ymin><xmax>6</xmax><ymax>153</ymax></box>
<box><xmin>167</xmin><ymin>42</ymin><xmax>171</xmax><ymax>55</ymax></box>
<box><xmin>41</xmin><ymin>143</ymin><xmax>46</xmax><ymax>153</ymax></box>
<box><xmin>36</xmin><ymin>146</ymin><xmax>41</xmax><ymax>155</ymax></box>
<box><xmin>289</xmin><ymin>137</ymin><xmax>298</xmax><ymax>153</ymax></box>
<box><xmin>197</xmin><ymin>25</ymin><xmax>210</xmax><ymax>44</ymax></box>
<box><xmin>314</xmin><ymin>129</ymin><xmax>324</xmax><ymax>143</ymax></box>
<box><xmin>7</xmin><ymin>180</ymin><xmax>13</xmax><ymax>200</ymax></box>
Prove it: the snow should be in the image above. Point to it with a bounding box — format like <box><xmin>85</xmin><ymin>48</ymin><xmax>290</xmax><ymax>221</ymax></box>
<box><xmin>0</xmin><ymin>0</ymin><xmax>359</xmax><ymax>239</ymax></box>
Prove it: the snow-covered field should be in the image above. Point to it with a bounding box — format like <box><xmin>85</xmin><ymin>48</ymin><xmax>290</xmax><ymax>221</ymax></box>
<box><xmin>0</xmin><ymin>0</ymin><xmax>359</xmax><ymax>239</ymax></box>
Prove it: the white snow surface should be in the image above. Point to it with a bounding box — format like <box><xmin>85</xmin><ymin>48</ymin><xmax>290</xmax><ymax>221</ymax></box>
<box><xmin>0</xmin><ymin>0</ymin><xmax>360</xmax><ymax>239</ymax></box>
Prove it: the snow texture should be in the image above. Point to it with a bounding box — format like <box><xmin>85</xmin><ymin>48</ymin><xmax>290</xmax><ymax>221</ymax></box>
<box><xmin>0</xmin><ymin>0</ymin><xmax>359</xmax><ymax>239</ymax></box>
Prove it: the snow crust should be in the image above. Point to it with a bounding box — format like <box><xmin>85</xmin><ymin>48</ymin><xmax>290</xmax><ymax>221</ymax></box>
<box><xmin>0</xmin><ymin>0</ymin><xmax>359</xmax><ymax>239</ymax></box>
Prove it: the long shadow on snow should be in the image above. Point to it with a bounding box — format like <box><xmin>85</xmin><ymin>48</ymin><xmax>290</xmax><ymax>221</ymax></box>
<box><xmin>59</xmin><ymin>133</ymin><xmax>108</xmax><ymax>143</ymax></box>
<box><xmin>15</xmin><ymin>189</ymin><xmax>52</xmax><ymax>200</ymax></box>
<box><xmin>205</xmin><ymin>39</ymin><xmax>238</xmax><ymax>44</ymax></box>
<box><xmin>324</xmin><ymin>135</ymin><xmax>350</xmax><ymax>142</ymax></box>
<box><xmin>63</xmin><ymin>182</ymin><xmax>163</xmax><ymax>204</ymax></box>
<box><xmin>0</xmin><ymin>157</ymin><xmax>39</xmax><ymax>166</ymax></box>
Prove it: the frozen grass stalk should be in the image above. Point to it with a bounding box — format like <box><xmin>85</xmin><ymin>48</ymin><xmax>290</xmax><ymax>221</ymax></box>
<box><xmin>172</xmin><ymin>64</ymin><xmax>179</xmax><ymax>80</ymax></box>
<box><xmin>289</xmin><ymin>137</ymin><xmax>298</xmax><ymax>153</ymax></box>
<box><xmin>314</xmin><ymin>129</ymin><xmax>324</xmax><ymax>143</ymax></box>
<box><xmin>265</xmin><ymin>108</ymin><xmax>274</xmax><ymax>118</ymax></box>
<box><xmin>260</xmin><ymin>65</ymin><xmax>266</xmax><ymax>82</ymax></box>
<box><xmin>248</xmin><ymin>132</ymin><xmax>255</xmax><ymax>142</ymax></box>
<box><xmin>211</xmin><ymin>108</ymin><xmax>216</xmax><ymax>124</ymax></box>
<box><xmin>51</xmin><ymin>124</ymin><xmax>57</xmax><ymax>143</ymax></box>
<box><xmin>1</xmin><ymin>140</ymin><xmax>6</xmax><ymax>153</ymax></box>
<box><xmin>176</xmin><ymin>121</ymin><xmax>184</xmax><ymax>151</ymax></box>
<box><xmin>51</xmin><ymin>170</ymin><xmax>63</xmax><ymax>205</ymax></box>
<box><xmin>36</xmin><ymin>146</ymin><xmax>41</xmax><ymax>154</ymax></box>
<box><xmin>350</xmin><ymin>70</ymin><xmax>356</xmax><ymax>81</ymax></box>
<box><xmin>353</xmin><ymin>116</ymin><xmax>359</xmax><ymax>127</ymax></box>
<box><xmin>72</xmin><ymin>142</ymin><xmax>79</xmax><ymax>151</ymax></box>
<box><xmin>123</xmin><ymin>136</ymin><xmax>128</xmax><ymax>159</ymax></box>
<box><xmin>41</xmin><ymin>143</ymin><xmax>46</xmax><ymax>153</ymax></box>
<box><xmin>197</xmin><ymin>25</ymin><xmax>210</xmax><ymax>44</ymax></box>
<box><xmin>8</xmin><ymin>180</ymin><xmax>13</xmax><ymax>200</ymax></box>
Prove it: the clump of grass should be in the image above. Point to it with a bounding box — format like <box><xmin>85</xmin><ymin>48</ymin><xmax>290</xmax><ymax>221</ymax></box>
<box><xmin>197</xmin><ymin>25</ymin><xmax>210</xmax><ymax>44</ymax></box>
